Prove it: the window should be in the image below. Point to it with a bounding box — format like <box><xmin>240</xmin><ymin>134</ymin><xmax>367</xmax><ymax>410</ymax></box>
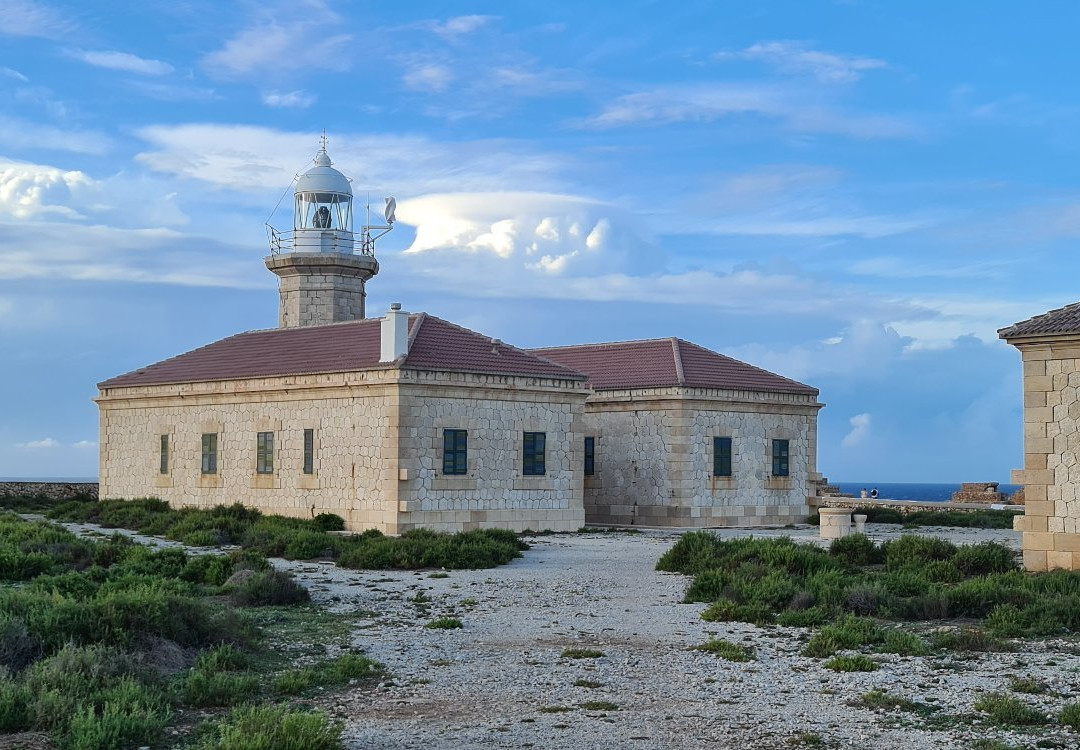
<box><xmin>523</xmin><ymin>431</ymin><xmax>546</xmax><ymax>476</ymax></box>
<box><xmin>713</xmin><ymin>437</ymin><xmax>732</xmax><ymax>477</ymax></box>
<box><xmin>584</xmin><ymin>436</ymin><xmax>595</xmax><ymax>476</ymax></box>
<box><xmin>201</xmin><ymin>433</ymin><xmax>218</xmax><ymax>475</ymax></box>
<box><xmin>257</xmin><ymin>432</ymin><xmax>274</xmax><ymax>474</ymax></box>
<box><xmin>442</xmin><ymin>429</ymin><xmax>468</xmax><ymax>475</ymax></box>
<box><xmin>159</xmin><ymin>434</ymin><xmax>169</xmax><ymax>475</ymax></box>
<box><xmin>303</xmin><ymin>429</ymin><xmax>314</xmax><ymax>475</ymax></box>
<box><xmin>772</xmin><ymin>439</ymin><xmax>790</xmax><ymax>477</ymax></box>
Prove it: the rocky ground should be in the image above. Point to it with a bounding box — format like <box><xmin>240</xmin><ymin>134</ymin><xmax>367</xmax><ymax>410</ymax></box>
<box><xmin>44</xmin><ymin>518</ymin><xmax>1080</xmax><ymax>749</ymax></box>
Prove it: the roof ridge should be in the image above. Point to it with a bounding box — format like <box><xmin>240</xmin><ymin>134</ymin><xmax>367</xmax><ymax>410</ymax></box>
<box><xmin>413</xmin><ymin>314</ymin><xmax>585</xmax><ymax>377</ymax></box>
<box><xmin>406</xmin><ymin>312</ymin><xmax>427</xmax><ymax>350</ymax></box>
<box><xmin>531</xmin><ymin>335</ymin><xmax>685</xmax><ymax>351</ymax></box>
<box><xmin>999</xmin><ymin>299</ymin><xmax>1080</xmax><ymax>338</ymax></box>
<box><xmin>670</xmin><ymin>337</ymin><xmax>685</xmax><ymax>385</ymax></box>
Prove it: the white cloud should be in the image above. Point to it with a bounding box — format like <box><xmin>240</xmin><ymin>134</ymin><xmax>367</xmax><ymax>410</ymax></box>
<box><xmin>19</xmin><ymin>437</ymin><xmax>59</xmax><ymax>449</ymax></box>
<box><xmin>584</xmin><ymin>84</ymin><xmax>919</xmax><ymax>139</ymax></box>
<box><xmin>73</xmin><ymin>49</ymin><xmax>173</xmax><ymax>76</ymax></box>
<box><xmin>0</xmin><ymin>115</ymin><xmax>111</xmax><ymax>155</ymax></box>
<box><xmin>1</xmin><ymin>66</ymin><xmax>28</xmax><ymax>82</ymax></box>
<box><xmin>261</xmin><ymin>90</ymin><xmax>317</xmax><ymax>108</ymax></box>
<box><xmin>403</xmin><ymin>63</ymin><xmax>455</xmax><ymax>92</ymax></box>
<box><xmin>716</xmin><ymin>41</ymin><xmax>886</xmax><ymax>83</ymax></box>
<box><xmin>842</xmin><ymin>413</ymin><xmax>872</xmax><ymax>448</ymax></box>
<box><xmin>0</xmin><ymin>159</ymin><xmax>95</xmax><ymax>219</ymax></box>
<box><xmin>202</xmin><ymin>1</ymin><xmax>351</xmax><ymax>78</ymax></box>
<box><xmin>425</xmin><ymin>15</ymin><xmax>497</xmax><ymax>38</ymax></box>
<box><xmin>73</xmin><ymin>440</ymin><xmax>97</xmax><ymax>448</ymax></box>
<box><xmin>0</xmin><ymin>0</ymin><xmax>75</xmax><ymax>39</ymax></box>
<box><xmin>134</xmin><ymin>123</ymin><xmax>569</xmax><ymax>196</ymax></box>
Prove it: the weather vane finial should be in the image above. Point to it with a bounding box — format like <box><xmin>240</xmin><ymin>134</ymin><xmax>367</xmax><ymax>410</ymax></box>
<box><xmin>319</xmin><ymin>129</ymin><xmax>328</xmax><ymax>152</ymax></box>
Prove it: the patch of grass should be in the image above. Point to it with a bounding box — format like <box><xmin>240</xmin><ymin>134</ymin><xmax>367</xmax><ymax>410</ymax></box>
<box><xmin>693</xmin><ymin>638</ymin><xmax>755</xmax><ymax>662</ymax></box>
<box><xmin>932</xmin><ymin>627</ymin><xmax>1011</xmax><ymax>653</ymax></box>
<box><xmin>801</xmin><ymin>615</ymin><xmax>883</xmax><ymax>658</ymax></box>
<box><xmin>573</xmin><ymin>679</ymin><xmax>603</xmax><ymax>688</ymax></box>
<box><xmin>429</xmin><ymin>572</ymin><xmax>449</xmax><ymax>579</ymax></box>
<box><xmin>973</xmin><ymin>692</ymin><xmax>1047</xmax><ymax>726</ymax></box>
<box><xmin>1009</xmin><ymin>676</ymin><xmax>1048</xmax><ymax>694</ymax></box>
<box><xmin>789</xmin><ymin>732</ymin><xmax>826</xmax><ymax>747</ymax></box>
<box><xmin>823</xmin><ymin>654</ymin><xmax>878</xmax><ymax>672</ymax></box>
<box><xmin>579</xmin><ymin>701</ymin><xmax>619</xmax><ymax>711</ymax></box>
<box><xmin>180</xmin><ymin>669</ymin><xmax>260</xmax><ymax>707</ymax></box>
<box><xmin>273</xmin><ymin>651</ymin><xmax>381</xmax><ymax>695</ymax></box>
<box><xmin>561</xmin><ymin>647</ymin><xmax>604</xmax><ymax>659</ymax></box>
<box><xmin>878</xmin><ymin>629</ymin><xmax>930</xmax><ymax>656</ymax></box>
<box><xmin>228</xmin><ymin>568</ymin><xmax>310</xmax><ymax>607</ymax></box>
<box><xmin>538</xmin><ymin>705</ymin><xmax>575</xmax><ymax>713</ymax></box>
<box><xmin>192</xmin><ymin>704</ymin><xmax>344</xmax><ymax>750</ymax></box>
<box><xmin>1059</xmin><ymin>702</ymin><xmax>1080</xmax><ymax>729</ymax></box>
<box><xmin>852</xmin><ymin>689</ymin><xmax>934</xmax><ymax>714</ymax></box>
<box><xmin>425</xmin><ymin>617</ymin><xmax>463</xmax><ymax>630</ymax></box>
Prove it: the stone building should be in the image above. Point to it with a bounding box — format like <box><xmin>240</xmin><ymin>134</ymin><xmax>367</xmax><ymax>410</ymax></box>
<box><xmin>1001</xmin><ymin>302</ymin><xmax>1080</xmax><ymax>571</ymax></box>
<box><xmin>96</xmin><ymin>144</ymin><xmax>823</xmax><ymax>533</ymax></box>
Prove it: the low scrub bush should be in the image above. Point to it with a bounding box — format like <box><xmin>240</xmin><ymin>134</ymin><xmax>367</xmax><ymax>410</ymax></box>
<box><xmin>801</xmin><ymin>616</ymin><xmax>883</xmax><ymax>658</ymax></box>
<box><xmin>561</xmin><ymin>647</ymin><xmax>604</xmax><ymax>659</ymax></box>
<box><xmin>192</xmin><ymin>704</ymin><xmax>344</xmax><ymax>750</ymax></box>
<box><xmin>883</xmin><ymin>535</ymin><xmax>957</xmax><ymax>570</ymax></box>
<box><xmin>694</xmin><ymin>638</ymin><xmax>755</xmax><ymax>662</ymax></box>
<box><xmin>878</xmin><ymin>628</ymin><xmax>930</xmax><ymax>656</ymax></box>
<box><xmin>1060</xmin><ymin>702</ymin><xmax>1080</xmax><ymax>730</ymax></box>
<box><xmin>824</xmin><ymin>654</ymin><xmax>878</xmax><ymax>672</ymax></box>
<box><xmin>425</xmin><ymin>617</ymin><xmax>463</xmax><ymax>630</ymax></box>
<box><xmin>228</xmin><ymin>569</ymin><xmax>310</xmax><ymax>607</ymax></box>
<box><xmin>854</xmin><ymin>689</ymin><xmax>923</xmax><ymax>713</ymax></box>
<box><xmin>931</xmin><ymin>627</ymin><xmax>1009</xmax><ymax>653</ymax></box>
<box><xmin>311</xmin><ymin>513</ymin><xmax>345</xmax><ymax>532</ymax></box>
<box><xmin>1008</xmin><ymin>676</ymin><xmax>1047</xmax><ymax>695</ymax></box>
<box><xmin>974</xmin><ymin>692</ymin><xmax>1047</xmax><ymax>726</ymax></box>
<box><xmin>829</xmin><ymin>534</ymin><xmax>881</xmax><ymax>566</ymax></box>
<box><xmin>952</xmin><ymin>542</ymin><xmax>1017</xmax><ymax>576</ymax></box>
<box><xmin>180</xmin><ymin>669</ymin><xmax>259</xmax><ymax>707</ymax></box>
<box><xmin>337</xmin><ymin>528</ymin><xmax>525</xmax><ymax>570</ymax></box>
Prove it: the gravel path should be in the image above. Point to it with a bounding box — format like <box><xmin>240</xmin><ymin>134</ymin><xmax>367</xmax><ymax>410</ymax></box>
<box><xmin>40</xmin><ymin>516</ymin><xmax>1080</xmax><ymax>749</ymax></box>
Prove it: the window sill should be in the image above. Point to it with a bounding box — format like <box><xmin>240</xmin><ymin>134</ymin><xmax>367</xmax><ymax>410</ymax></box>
<box><xmin>432</xmin><ymin>475</ymin><xmax>477</xmax><ymax>491</ymax></box>
<box><xmin>252</xmin><ymin>473</ymin><xmax>279</xmax><ymax>490</ymax></box>
<box><xmin>154</xmin><ymin>474</ymin><xmax>173</xmax><ymax>489</ymax></box>
<box><xmin>298</xmin><ymin>474</ymin><xmax>320</xmax><ymax>490</ymax></box>
<box><xmin>710</xmin><ymin>476</ymin><xmax>736</xmax><ymax>492</ymax></box>
<box><xmin>198</xmin><ymin>473</ymin><xmax>222</xmax><ymax>488</ymax></box>
<box><xmin>765</xmin><ymin>476</ymin><xmax>793</xmax><ymax>491</ymax></box>
<box><xmin>514</xmin><ymin>476</ymin><xmax>554</xmax><ymax>491</ymax></box>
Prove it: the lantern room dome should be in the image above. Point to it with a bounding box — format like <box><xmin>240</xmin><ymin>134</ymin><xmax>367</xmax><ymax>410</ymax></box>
<box><xmin>295</xmin><ymin>148</ymin><xmax>352</xmax><ymax>197</ymax></box>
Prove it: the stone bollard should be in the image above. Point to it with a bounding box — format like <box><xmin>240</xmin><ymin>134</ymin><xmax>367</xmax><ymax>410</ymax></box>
<box><xmin>853</xmin><ymin>514</ymin><xmax>867</xmax><ymax>535</ymax></box>
<box><xmin>818</xmin><ymin>507</ymin><xmax>853</xmax><ymax>540</ymax></box>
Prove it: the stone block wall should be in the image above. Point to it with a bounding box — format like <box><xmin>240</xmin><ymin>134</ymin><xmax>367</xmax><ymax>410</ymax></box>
<box><xmin>265</xmin><ymin>253</ymin><xmax>377</xmax><ymax>327</ymax></box>
<box><xmin>395</xmin><ymin>372</ymin><xmax>588</xmax><ymax>533</ymax></box>
<box><xmin>1010</xmin><ymin>340</ymin><xmax>1080</xmax><ymax>570</ymax></box>
<box><xmin>581</xmin><ymin>387</ymin><xmax>821</xmax><ymax>527</ymax></box>
<box><xmin>98</xmin><ymin>371</ymin><xmax>400</xmax><ymax>530</ymax></box>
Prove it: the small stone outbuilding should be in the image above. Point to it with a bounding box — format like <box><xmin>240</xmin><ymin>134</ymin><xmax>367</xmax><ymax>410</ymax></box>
<box><xmin>1001</xmin><ymin>301</ymin><xmax>1080</xmax><ymax>571</ymax></box>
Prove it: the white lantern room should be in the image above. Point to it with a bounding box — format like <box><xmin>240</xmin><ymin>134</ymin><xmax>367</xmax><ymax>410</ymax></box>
<box><xmin>292</xmin><ymin>146</ymin><xmax>354</xmax><ymax>253</ymax></box>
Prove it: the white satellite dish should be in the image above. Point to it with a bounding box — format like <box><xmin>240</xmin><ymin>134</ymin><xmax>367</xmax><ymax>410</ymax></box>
<box><xmin>384</xmin><ymin>197</ymin><xmax>397</xmax><ymax>225</ymax></box>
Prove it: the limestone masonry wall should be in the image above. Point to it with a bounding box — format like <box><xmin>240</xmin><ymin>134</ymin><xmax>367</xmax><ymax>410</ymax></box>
<box><xmin>582</xmin><ymin>387</ymin><xmax>821</xmax><ymax>527</ymax></box>
<box><xmin>0</xmin><ymin>482</ymin><xmax>98</xmax><ymax>500</ymax></box>
<box><xmin>1011</xmin><ymin>340</ymin><xmax>1080</xmax><ymax>571</ymax></box>
<box><xmin>396</xmin><ymin>373</ymin><xmax>587</xmax><ymax>533</ymax></box>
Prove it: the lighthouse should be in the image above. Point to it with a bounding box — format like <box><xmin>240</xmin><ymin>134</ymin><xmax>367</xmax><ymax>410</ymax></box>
<box><xmin>264</xmin><ymin>137</ymin><xmax>392</xmax><ymax>328</ymax></box>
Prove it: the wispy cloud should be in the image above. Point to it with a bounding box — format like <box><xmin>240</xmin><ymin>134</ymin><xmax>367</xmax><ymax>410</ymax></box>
<box><xmin>403</xmin><ymin>62</ymin><xmax>455</xmax><ymax>92</ymax></box>
<box><xmin>423</xmin><ymin>15</ymin><xmax>497</xmax><ymax>38</ymax></box>
<box><xmin>583</xmin><ymin>83</ymin><xmax>919</xmax><ymax>138</ymax></box>
<box><xmin>261</xmin><ymin>90</ymin><xmax>316</xmax><ymax>108</ymax></box>
<box><xmin>1</xmin><ymin>66</ymin><xmax>28</xmax><ymax>82</ymax></box>
<box><xmin>0</xmin><ymin>0</ymin><xmax>75</xmax><ymax>39</ymax></box>
<box><xmin>202</xmin><ymin>1</ymin><xmax>351</xmax><ymax>78</ymax></box>
<box><xmin>72</xmin><ymin>49</ymin><xmax>173</xmax><ymax>76</ymax></box>
<box><xmin>0</xmin><ymin>115</ymin><xmax>111</xmax><ymax>155</ymax></box>
<box><xmin>19</xmin><ymin>437</ymin><xmax>59</xmax><ymax>449</ymax></box>
<box><xmin>716</xmin><ymin>41</ymin><xmax>887</xmax><ymax>83</ymax></box>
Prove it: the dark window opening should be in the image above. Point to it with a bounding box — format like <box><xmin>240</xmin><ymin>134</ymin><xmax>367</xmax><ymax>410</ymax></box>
<box><xmin>257</xmin><ymin>431</ymin><xmax>274</xmax><ymax>474</ymax></box>
<box><xmin>303</xmin><ymin>429</ymin><xmax>314</xmax><ymax>475</ymax></box>
<box><xmin>584</xmin><ymin>436</ymin><xmax>595</xmax><ymax>476</ymax></box>
<box><xmin>201</xmin><ymin>433</ymin><xmax>218</xmax><ymax>475</ymax></box>
<box><xmin>523</xmin><ymin>432</ymin><xmax>546</xmax><ymax>476</ymax></box>
<box><xmin>159</xmin><ymin>434</ymin><xmax>169</xmax><ymax>475</ymax></box>
<box><xmin>713</xmin><ymin>436</ymin><xmax>732</xmax><ymax>477</ymax></box>
<box><xmin>772</xmin><ymin>439</ymin><xmax>790</xmax><ymax>477</ymax></box>
<box><xmin>443</xmin><ymin>429</ymin><xmax>468</xmax><ymax>475</ymax></box>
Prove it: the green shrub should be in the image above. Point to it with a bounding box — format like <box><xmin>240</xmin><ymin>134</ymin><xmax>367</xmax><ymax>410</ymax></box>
<box><xmin>1060</xmin><ymin>702</ymin><xmax>1080</xmax><ymax>730</ymax></box>
<box><xmin>274</xmin><ymin>668</ymin><xmax>316</xmax><ymax>695</ymax></box>
<box><xmin>829</xmin><ymin>534</ymin><xmax>881</xmax><ymax>566</ymax></box>
<box><xmin>931</xmin><ymin>627</ymin><xmax>1009</xmax><ymax>653</ymax></box>
<box><xmin>953</xmin><ymin>543</ymin><xmax>1017</xmax><ymax>576</ymax></box>
<box><xmin>824</xmin><ymin>654</ymin><xmax>878</xmax><ymax>672</ymax></box>
<box><xmin>801</xmin><ymin>615</ymin><xmax>883</xmax><ymax>658</ymax></box>
<box><xmin>283</xmin><ymin>529</ymin><xmax>335</xmax><ymax>560</ymax></box>
<box><xmin>855</xmin><ymin>689</ymin><xmax>922</xmax><ymax>712</ymax></box>
<box><xmin>561</xmin><ymin>648</ymin><xmax>604</xmax><ymax>659</ymax></box>
<box><xmin>700</xmin><ymin>598</ymin><xmax>774</xmax><ymax>625</ymax></box>
<box><xmin>1008</xmin><ymin>676</ymin><xmax>1047</xmax><ymax>695</ymax></box>
<box><xmin>425</xmin><ymin>617</ymin><xmax>463</xmax><ymax>630</ymax></box>
<box><xmin>194</xmin><ymin>644</ymin><xmax>249</xmax><ymax>672</ymax></box>
<box><xmin>229</xmin><ymin>569</ymin><xmax>309</xmax><ymax>607</ymax></box>
<box><xmin>656</xmin><ymin>531</ymin><xmax>724</xmax><ymax>575</ymax></box>
<box><xmin>694</xmin><ymin>638</ymin><xmax>755</xmax><ymax>662</ymax></box>
<box><xmin>64</xmin><ymin>678</ymin><xmax>171</xmax><ymax>750</ymax></box>
<box><xmin>193</xmin><ymin>704</ymin><xmax>344</xmax><ymax>750</ymax></box>
<box><xmin>878</xmin><ymin>629</ymin><xmax>930</xmax><ymax>656</ymax></box>
<box><xmin>777</xmin><ymin>605</ymin><xmax>831</xmax><ymax>628</ymax></box>
<box><xmin>311</xmin><ymin>513</ymin><xmax>345</xmax><ymax>532</ymax></box>
<box><xmin>0</xmin><ymin>677</ymin><xmax>32</xmax><ymax>732</ymax></box>
<box><xmin>973</xmin><ymin>692</ymin><xmax>1046</xmax><ymax>726</ymax></box>
<box><xmin>322</xmin><ymin>652</ymin><xmax>380</xmax><ymax>682</ymax></box>
<box><xmin>0</xmin><ymin>615</ymin><xmax>41</xmax><ymax>672</ymax></box>
<box><xmin>579</xmin><ymin>700</ymin><xmax>619</xmax><ymax>711</ymax></box>
<box><xmin>337</xmin><ymin>528</ymin><xmax>525</xmax><ymax>570</ymax></box>
<box><xmin>180</xmin><ymin>669</ymin><xmax>260</xmax><ymax>707</ymax></box>
<box><xmin>883</xmin><ymin>535</ymin><xmax>957</xmax><ymax>570</ymax></box>
<box><xmin>984</xmin><ymin>604</ymin><xmax>1029</xmax><ymax>637</ymax></box>
<box><xmin>181</xmin><ymin>554</ymin><xmax>237</xmax><ymax>587</ymax></box>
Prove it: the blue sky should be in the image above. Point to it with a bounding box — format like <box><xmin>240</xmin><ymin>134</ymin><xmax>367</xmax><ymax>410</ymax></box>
<box><xmin>1</xmin><ymin>0</ymin><xmax>1076</xmax><ymax>482</ymax></box>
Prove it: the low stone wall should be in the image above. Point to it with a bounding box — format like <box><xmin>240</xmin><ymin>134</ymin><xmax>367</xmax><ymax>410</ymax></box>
<box><xmin>951</xmin><ymin>482</ymin><xmax>1007</xmax><ymax>504</ymax></box>
<box><xmin>815</xmin><ymin>497</ymin><xmax>1022</xmax><ymax>514</ymax></box>
<box><xmin>0</xmin><ymin>482</ymin><xmax>99</xmax><ymax>500</ymax></box>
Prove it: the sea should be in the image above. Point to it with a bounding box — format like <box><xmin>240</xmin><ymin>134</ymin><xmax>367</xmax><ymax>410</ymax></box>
<box><xmin>834</xmin><ymin>482</ymin><xmax>1021</xmax><ymax>503</ymax></box>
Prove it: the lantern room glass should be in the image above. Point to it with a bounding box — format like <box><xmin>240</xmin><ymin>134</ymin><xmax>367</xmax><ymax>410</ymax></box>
<box><xmin>295</xmin><ymin>192</ymin><xmax>353</xmax><ymax>232</ymax></box>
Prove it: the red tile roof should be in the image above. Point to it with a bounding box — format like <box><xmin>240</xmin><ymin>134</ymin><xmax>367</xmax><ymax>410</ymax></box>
<box><xmin>999</xmin><ymin>301</ymin><xmax>1080</xmax><ymax>339</ymax></box>
<box><xmin>99</xmin><ymin>314</ymin><xmax>585</xmax><ymax>389</ymax></box>
<box><xmin>531</xmin><ymin>338</ymin><xmax>818</xmax><ymax>396</ymax></box>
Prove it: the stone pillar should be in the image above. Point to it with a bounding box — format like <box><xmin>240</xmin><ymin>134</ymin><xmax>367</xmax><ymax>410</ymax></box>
<box><xmin>1005</xmin><ymin>339</ymin><xmax>1080</xmax><ymax>571</ymax></box>
<box><xmin>818</xmin><ymin>507</ymin><xmax>852</xmax><ymax>540</ymax></box>
<box><xmin>265</xmin><ymin>252</ymin><xmax>379</xmax><ymax>328</ymax></box>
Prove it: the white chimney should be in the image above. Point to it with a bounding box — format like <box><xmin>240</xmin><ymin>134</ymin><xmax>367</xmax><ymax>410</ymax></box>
<box><xmin>380</xmin><ymin>303</ymin><xmax>409</xmax><ymax>362</ymax></box>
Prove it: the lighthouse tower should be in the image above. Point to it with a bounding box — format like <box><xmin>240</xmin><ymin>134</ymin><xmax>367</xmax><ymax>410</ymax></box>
<box><xmin>265</xmin><ymin>139</ymin><xmax>387</xmax><ymax>328</ymax></box>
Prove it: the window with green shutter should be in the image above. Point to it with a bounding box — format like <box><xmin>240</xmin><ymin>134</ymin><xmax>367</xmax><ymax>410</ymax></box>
<box><xmin>523</xmin><ymin>432</ymin><xmax>546</xmax><ymax>476</ymax></box>
<box><xmin>201</xmin><ymin>433</ymin><xmax>218</xmax><ymax>475</ymax></box>
<box><xmin>772</xmin><ymin>439</ymin><xmax>789</xmax><ymax>477</ymax></box>
<box><xmin>713</xmin><ymin>436</ymin><xmax>732</xmax><ymax>477</ymax></box>
<box><xmin>442</xmin><ymin>429</ymin><xmax>468</xmax><ymax>475</ymax></box>
<box><xmin>257</xmin><ymin>432</ymin><xmax>274</xmax><ymax>474</ymax></box>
